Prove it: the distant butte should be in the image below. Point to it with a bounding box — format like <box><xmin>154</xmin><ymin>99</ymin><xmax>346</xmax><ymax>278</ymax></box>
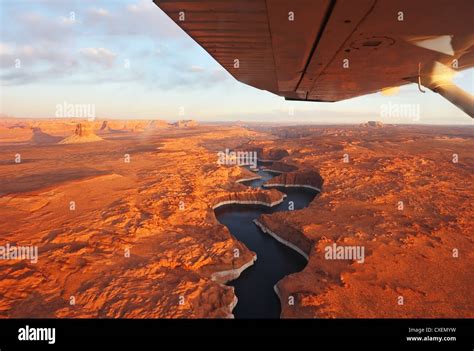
<box><xmin>360</xmin><ymin>121</ymin><xmax>385</xmax><ymax>127</ymax></box>
<box><xmin>58</xmin><ymin>123</ymin><xmax>103</xmax><ymax>144</ymax></box>
<box><xmin>171</xmin><ymin>120</ymin><xmax>198</xmax><ymax>128</ymax></box>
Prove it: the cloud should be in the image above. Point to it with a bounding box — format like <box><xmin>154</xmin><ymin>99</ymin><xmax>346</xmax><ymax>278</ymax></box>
<box><xmin>126</xmin><ymin>1</ymin><xmax>156</xmax><ymax>14</ymax></box>
<box><xmin>0</xmin><ymin>58</ymin><xmax>79</xmax><ymax>86</ymax></box>
<box><xmin>59</xmin><ymin>16</ymin><xmax>79</xmax><ymax>25</ymax></box>
<box><xmin>126</xmin><ymin>4</ymin><xmax>142</xmax><ymax>13</ymax></box>
<box><xmin>189</xmin><ymin>65</ymin><xmax>205</xmax><ymax>73</ymax></box>
<box><xmin>12</xmin><ymin>12</ymin><xmax>77</xmax><ymax>44</ymax></box>
<box><xmin>82</xmin><ymin>0</ymin><xmax>184</xmax><ymax>38</ymax></box>
<box><xmin>0</xmin><ymin>42</ymin><xmax>14</xmax><ymax>56</ymax></box>
<box><xmin>79</xmin><ymin>48</ymin><xmax>117</xmax><ymax>68</ymax></box>
<box><xmin>0</xmin><ymin>41</ymin><xmax>76</xmax><ymax>71</ymax></box>
<box><xmin>0</xmin><ymin>1</ymin><xmax>230</xmax><ymax>90</ymax></box>
<box><xmin>89</xmin><ymin>7</ymin><xmax>111</xmax><ymax>17</ymax></box>
<box><xmin>147</xmin><ymin>63</ymin><xmax>232</xmax><ymax>91</ymax></box>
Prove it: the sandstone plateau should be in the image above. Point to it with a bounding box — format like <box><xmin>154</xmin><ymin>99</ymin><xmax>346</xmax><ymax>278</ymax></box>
<box><xmin>0</xmin><ymin>119</ymin><xmax>472</xmax><ymax>318</ymax></box>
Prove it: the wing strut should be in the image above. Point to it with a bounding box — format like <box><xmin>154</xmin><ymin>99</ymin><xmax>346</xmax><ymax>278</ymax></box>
<box><xmin>429</xmin><ymin>82</ymin><xmax>474</xmax><ymax>118</ymax></box>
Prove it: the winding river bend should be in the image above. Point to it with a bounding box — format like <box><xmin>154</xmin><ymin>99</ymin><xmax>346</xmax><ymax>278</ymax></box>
<box><xmin>214</xmin><ymin>163</ymin><xmax>318</xmax><ymax>318</ymax></box>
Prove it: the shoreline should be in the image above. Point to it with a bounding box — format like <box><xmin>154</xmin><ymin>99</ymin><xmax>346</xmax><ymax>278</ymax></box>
<box><xmin>210</xmin><ymin>254</ymin><xmax>257</xmax><ymax>319</ymax></box>
<box><xmin>210</xmin><ymin>254</ymin><xmax>257</xmax><ymax>284</ymax></box>
<box><xmin>212</xmin><ymin>196</ymin><xmax>286</xmax><ymax>210</ymax></box>
<box><xmin>263</xmin><ymin>183</ymin><xmax>321</xmax><ymax>192</ymax></box>
<box><xmin>236</xmin><ymin>176</ymin><xmax>262</xmax><ymax>183</ymax></box>
<box><xmin>253</xmin><ymin>219</ymin><xmax>310</xmax><ymax>261</ymax></box>
<box><xmin>212</xmin><ymin>168</ymin><xmax>316</xmax><ymax>318</ymax></box>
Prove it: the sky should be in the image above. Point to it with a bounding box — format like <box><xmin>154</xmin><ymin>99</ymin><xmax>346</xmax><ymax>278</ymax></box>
<box><xmin>0</xmin><ymin>0</ymin><xmax>473</xmax><ymax>124</ymax></box>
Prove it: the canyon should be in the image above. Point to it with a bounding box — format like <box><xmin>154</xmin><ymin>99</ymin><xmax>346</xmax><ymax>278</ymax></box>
<box><xmin>0</xmin><ymin>119</ymin><xmax>472</xmax><ymax>318</ymax></box>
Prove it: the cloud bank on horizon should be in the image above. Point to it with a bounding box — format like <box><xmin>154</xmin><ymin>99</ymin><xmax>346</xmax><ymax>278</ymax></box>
<box><xmin>0</xmin><ymin>0</ymin><xmax>473</xmax><ymax>124</ymax></box>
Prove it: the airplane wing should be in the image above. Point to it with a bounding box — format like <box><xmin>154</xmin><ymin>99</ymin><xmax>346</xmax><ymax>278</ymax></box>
<box><xmin>153</xmin><ymin>0</ymin><xmax>474</xmax><ymax>117</ymax></box>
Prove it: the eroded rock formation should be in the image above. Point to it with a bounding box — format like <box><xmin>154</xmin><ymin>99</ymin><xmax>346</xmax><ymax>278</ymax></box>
<box><xmin>59</xmin><ymin>123</ymin><xmax>103</xmax><ymax>144</ymax></box>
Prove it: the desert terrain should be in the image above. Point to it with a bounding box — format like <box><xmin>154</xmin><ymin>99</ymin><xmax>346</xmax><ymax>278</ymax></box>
<box><xmin>0</xmin><ymin>118</ymin><xmax>472</xmax><ymax>318</ymax></box>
